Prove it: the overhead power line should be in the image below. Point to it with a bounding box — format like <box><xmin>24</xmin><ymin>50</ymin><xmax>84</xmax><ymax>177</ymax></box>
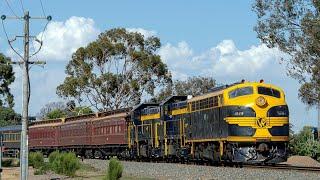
<box><xmin>39</xmin><ymin>0</ymin><xmax>46</xmax><ymax>16</ymax></box>
<box><xmin>19</xmin><ymin>0</ymin><xmax>25</xmax><ymax>14</ymax></box>
<box><xmin>4</xmin><ymin>0</ymin><xmax>19</xmax><ymax>18</ymax></box>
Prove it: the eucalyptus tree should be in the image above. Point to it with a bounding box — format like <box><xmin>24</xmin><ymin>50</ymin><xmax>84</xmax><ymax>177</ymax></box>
<box><xmin>0</xmin><ymin>53</ymin><xmax>15</xmax><ymax>108</ymax></box>
<box><xmin>57</xmin><ymin>28</ymin><xmax>171</xmax><ymax>111</ymax></box>
<box><xmin>253</xmin><ymin>0</ymin><xmax>320</xmax><ymax>106</ymax></box>
<box><xmin>152</xmin><ymin>76</ymin><xmax>216</xmax><ymax>102</ymax></box>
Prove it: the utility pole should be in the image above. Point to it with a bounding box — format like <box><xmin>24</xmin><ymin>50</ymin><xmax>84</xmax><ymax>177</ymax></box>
<box><xmin>20</xmin><ymin>11</ymin><xmax>30</xmax><ymax>180</ymax></box>
<box><xmin>1</xmin><ymin>11</ymin><xmax>51</xmax><ymax>180</ymax></box>
<box><xmin>318</xmin><ymin>103</ymin><xmax>320</xmax><ymax>140</ymax></box>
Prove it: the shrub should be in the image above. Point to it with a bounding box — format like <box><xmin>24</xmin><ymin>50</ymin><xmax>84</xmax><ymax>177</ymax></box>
<box><xmin>50</xmin><ymin>152</ymin><xmax>64</xmax><ymax>174</ymax></box>
<box><xmin>105</xmin><ymin>158</ymin><xmax>123</xmax><ymax>180</ymax></box>
<box><xmin>290</xmin><ymin>126</ymin><xmax>320</xmax><ymax>161</ymax></box>
<box><xmin>11</xmin><ymin>158</ymin><xmax>20</xmax><ymax>167</ymax></box>
<box><xmin>2</xmin><ymin>159</ymin><xmax>13</xmax><ymax>167</ymax></box>
<box><xmin>61</xmin><ymin>152</ymin><xmax>80</xmax><ymax>177</ymax></box>
<box><xmin>49</xmin><ymin>151</ymin><xmax>80</xmax><ymax>177</ymax></box>
<box><xmin>48</xmin><ymin>151</ymin><xmax>60</xmax><ymax>164</ymax></box>
<box><xmin>29</xmin><ymin>152</ymin><xmax>44</xmax><ymax>169</ymax></box>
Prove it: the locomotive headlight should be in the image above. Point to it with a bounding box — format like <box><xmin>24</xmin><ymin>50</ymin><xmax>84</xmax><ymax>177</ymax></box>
<box><xmin>267</xmin><ymin>105</ymin><xmax>289</xmax><ymax>117</ymax></box>
<box><xmin>276</xmin><ymin>110</ymin><xmax>286</xmax><ymax>116</ymax></box>
<box><xmin>256</xmin><ymin>96</ymin><xmax>267</xmax><ymax>107</ymax></box>
<box><xmin>227</xmin><ymin>106</ymin><xmax>256</xmax><ymax>117</ymax></box>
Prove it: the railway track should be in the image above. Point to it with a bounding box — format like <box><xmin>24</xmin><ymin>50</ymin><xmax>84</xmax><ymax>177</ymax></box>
<box><xmin>85</xmin><ymin>156</ymin><xmax>320</xmax><ymax>173</ymax></box>
<box><xmin>118</xmin><ymin>159</ymin><xmax>320</xmax><ymax>173</ymax></box>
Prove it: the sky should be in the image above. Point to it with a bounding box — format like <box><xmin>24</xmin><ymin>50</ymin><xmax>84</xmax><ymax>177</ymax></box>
<box><xmin>0</xmin><ymin>0</ymin><xmax>317</xmax><ymax>132</ymax></box>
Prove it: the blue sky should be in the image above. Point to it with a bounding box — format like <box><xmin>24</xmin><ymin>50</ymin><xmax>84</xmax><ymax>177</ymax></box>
<box><xmin>0</xmin><ymin>0</ymin><xmax>317</xmax><ymax>132</ymax></box>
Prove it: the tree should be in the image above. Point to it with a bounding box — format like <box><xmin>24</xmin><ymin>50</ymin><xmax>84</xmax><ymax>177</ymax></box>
<box><xmin>152</xmin><ymin>76</ymin><xmax>216</xmax><ymax>102</ymax></box>
<box><xmin>57</xmin><ymin>28</ymin><xmax>171</xmax><ymax>111</ymax></box>
<box><xmin>46</xmin><ymin>109</ymin><xmax>66</xmax><ymax>119</ymax></box>
<box><xmin>73</xmin><ymin>106</ymin><xmax>93</xmax><ymax>116</ymax></box>
<box><xmin>0</xmin><ymin>53</ymin><xmax>15</xmax><ymax>108</ymax></box>
<box><xmin>37</xmin><ymin>102</ymin><xmax>66</xmax><ymax>119</ymax></box>
<box><xmin>290</xmin><ymin>126</ymin><xmax>320</xmax><ymax>160</ymax></box>
<box><xmin>0</xmin><ymin>107</ymin><xmax>20</xmax><ymax>126</ymax></box>
<box><xmin>37</xmin><ymin>101</ymin><xmax>94</xmax><ymax>119</ymax></box>
<box><xmin>253</xmin><ymin>0</ymin><xmax>320</xmax><ymax>106</ymax></box>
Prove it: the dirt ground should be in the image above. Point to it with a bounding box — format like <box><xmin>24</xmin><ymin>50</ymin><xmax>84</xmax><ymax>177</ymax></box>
<box><xmin>2</xmin><ymin>167</ymin><xmax>65</xmax><ymax>180</ymax></box>
<box><xmin>1</xmin><ymin>165</ymin><xmax>103</xmax><ymax>180</ymax></box>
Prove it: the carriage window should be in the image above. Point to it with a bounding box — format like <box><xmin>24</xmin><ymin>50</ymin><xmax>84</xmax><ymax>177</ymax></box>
<box><xmin>258</xmin><ymin>87</ymin><xmax>280</xmax><ymax>98</ymax></box>
<box><xmin>229</xmin><ymin>86</ymin><xmax>253</xmax><ymax>98</ymax></box>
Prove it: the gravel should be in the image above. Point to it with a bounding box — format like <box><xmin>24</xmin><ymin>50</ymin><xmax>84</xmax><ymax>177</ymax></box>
<box><xmin>83</xmin><ymin>159</ymin><xmax>320</xmax><ymax>180</ymax></box>
<box><xmin>282</xmin><ymin>156</ymin><xmax>320</xmax><ymax>167</ymax></box>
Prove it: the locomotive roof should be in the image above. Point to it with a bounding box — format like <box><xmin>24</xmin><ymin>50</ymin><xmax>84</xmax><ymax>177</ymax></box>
<box><xmin>159</xmin><ymin>95</ymin><xmax>188</xmax><ymax>106</ymax></box>
<box><xmin>0</xmin><ymin>125</ymin><xmax>21</xmax><ymax>132</ymax></box>
<box><xmin>132</xmin><ymin>103</ymin><xmax>159</xmax><ymax>111</ymax></box>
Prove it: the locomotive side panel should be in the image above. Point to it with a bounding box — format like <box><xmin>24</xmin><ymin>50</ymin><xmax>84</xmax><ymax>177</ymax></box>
<box><xmin>185</xmin><ymin>93</ymin><xmax>227</xmax><ymax>141</ymax></box>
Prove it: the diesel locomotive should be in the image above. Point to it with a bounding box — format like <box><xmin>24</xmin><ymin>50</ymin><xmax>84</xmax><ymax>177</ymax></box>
<box><xmin>29</xmin><ymin>80</ymin><xmax>289</xmax><ymax>165</ymax></box>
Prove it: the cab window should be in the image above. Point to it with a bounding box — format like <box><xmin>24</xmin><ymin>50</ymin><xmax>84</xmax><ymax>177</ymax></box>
<box><xmin>229</xmin><ymin>86</ymin><xmax>253</xmax><ymax>99</ymax></box>
<box><xmin>258</xmin><ymin>87</ymin><xmax>280</xmax><ymax>98</ymax></box>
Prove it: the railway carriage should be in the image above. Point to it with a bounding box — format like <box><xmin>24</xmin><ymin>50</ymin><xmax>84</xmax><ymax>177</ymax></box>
<box><xmin>90</xmin><ymin>109</ymin><xmax>129</xmax><ymax>158</ymax></box>
<box><xmin>0</xmin><ymin>125</ymin><xmax>21</xmax><ymax>157</ymax></box>
<box><xmin>29</xmin><ymin>119</ymin><xmax>62</xmax><ymax>153</ymax></box>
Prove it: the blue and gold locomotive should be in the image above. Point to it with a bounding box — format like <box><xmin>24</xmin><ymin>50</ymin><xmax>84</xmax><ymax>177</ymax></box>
<box><xmin>129</xmin><ymin>81</ymin><xmax>289</xmax><ymax>165</ymax></box>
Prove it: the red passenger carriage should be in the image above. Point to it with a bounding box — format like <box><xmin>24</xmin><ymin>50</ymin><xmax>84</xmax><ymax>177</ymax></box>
<box><xmin>29</xmin><ymin>119</ymin><xmax>62</xmax><ymax>150</ymax></box>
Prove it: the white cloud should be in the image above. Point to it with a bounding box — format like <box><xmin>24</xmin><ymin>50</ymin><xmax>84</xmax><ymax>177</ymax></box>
<box><xmin>36</xmin><ymin>16</ymin><xmax>100</xmax><ymax>61</ymax></box>
<box><xmin>10</xmin><ymin>63</ymin><xmax>67</xmax><ymax>115</ymax></box>
<box><xmin>126</xmin><ymin>28</ymin><xmax>157</xmax><ymax>38</ymax></box>
<box><xmin>159</xmin><ymin>39</ymin><xmax>284</xmax><ymax>81</ymax></box>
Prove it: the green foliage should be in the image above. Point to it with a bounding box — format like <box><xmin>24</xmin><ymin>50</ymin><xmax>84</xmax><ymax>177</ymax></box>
<box><xmin>2</xmin><ymin>159</ymin><xmax>13</xmax><ymax>167</ymax></box>
<box><xmin>290</xmin><ymin>126</ymin><xmax>320</xmax><ymax>160</ymax></box>
<box><xmin>49</xmin><ymin>151</ymin><xmax>80</xmax><ymax>177</ymax></box>
<box><xmin>1</xmin><ymin>158</ymin><xmax>19</xmax><ymax>167</ymax></box>
<box><xmin>72</xmin><ymin>106</ymin><xmax>93</xmax><ymax>116</ymax></box>
<box><xmin>37</xmin><ymin>101</ymin><xmax>67</xmax><ymax>119</ymax></box>
<box><xmin>29</xmin><ymin>152</ymin><xmax>45</xmax><ymax>169</ymax></box>
<box><xmin>46</xmin><ymin>109</ymin><xmax>66</xmax><ymax>119</ymax></box>
<box><xmin>57</xmin><ymin>28</ymin><xmax>171</xmax><ymax>111</ymax></box>
<box><xmin>105</xmin><ymin>158</ymin><xmax>123</xmax><ymax>180</ymax></box>
<box><xmin>37</xmin><ymin>101</ymin><xmax>94</xmax><ymax>120</ymax></box>
<box><xmin>152</xmin><ymin>76</ymin><xmax>216</xmax><ymax>102</ymax></box>
<box><xmin>0</xmin><ymin>107</ymin><xmax>20</xmax><ymax>126</ymax></box>
<box><xmin>34</xmin><ymin>164</ymin><xmax>49</xmax><ymax>175</ymax></box>
<box><xmin>253</xmin><ymin>0</ymin><xmax>320</xmax><ymax>107</ymax></box>
<box><xmin>0</xmin><ymin>53</ymin><xmax>15</xmax><ymax>108</ymax></box>
<box><xmin>48</xmin><ymin>150</ymin><xmax>60</xmax><ymax>164</ymax></box>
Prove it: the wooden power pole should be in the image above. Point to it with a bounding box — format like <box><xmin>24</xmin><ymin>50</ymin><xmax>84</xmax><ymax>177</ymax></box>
<box><xmin>1</xmin><ymin>11</ymin><xmax>51</xmax><ymax>180</ymax></box>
